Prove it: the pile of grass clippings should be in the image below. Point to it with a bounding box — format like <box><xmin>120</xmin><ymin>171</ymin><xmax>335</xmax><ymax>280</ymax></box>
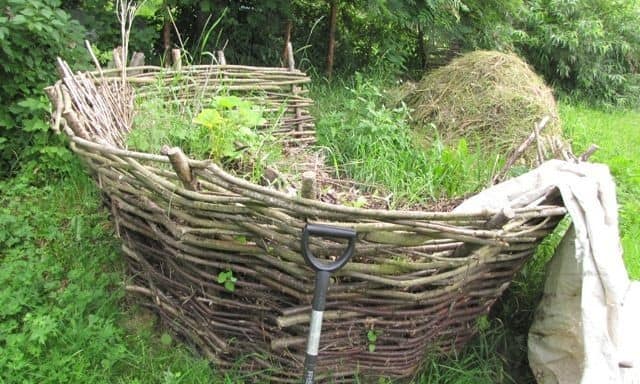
<box><xmin>405</xmin><ymin>50</ymin><xmax>563</xmax><ymax>160</ymax></box>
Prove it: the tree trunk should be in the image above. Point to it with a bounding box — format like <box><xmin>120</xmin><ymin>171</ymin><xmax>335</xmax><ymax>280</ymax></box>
<box><xmin>417</xmin><ymin>24</ymin><xmax>426</xmax><ymax>70</ymax></box>
<box><xmin>162</xmin><ymin>0</ymin><xmax>171</xmax><ymax>65</ymax></box>
<box><xmin>326</xmin><ymin>0</ymin><xmax>338</xmax><ymax>80</ymax></box>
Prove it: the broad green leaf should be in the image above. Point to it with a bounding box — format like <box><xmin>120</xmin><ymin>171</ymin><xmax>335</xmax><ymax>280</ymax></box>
<box><xmin>193</xmin><ymin>109</ymin><xmax>223</xmax><ymax>128</ymax></box>
<box><xmin>224</xmin><ymin>280</ymin><xmax>235</xmax><ymax>292</ymax></box>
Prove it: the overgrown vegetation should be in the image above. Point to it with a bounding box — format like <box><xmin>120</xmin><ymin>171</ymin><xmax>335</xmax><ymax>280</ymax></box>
<box><xmin>126</xmin><ymin>86</ymin><xmax>286</xmax><ymax>188</ymax></box>
<box><xmin>128</xmin><ymin>94</ymin><xmax>270</xmax><ymax>162</ymax></box>
<box><xmin>314</xmin><ymin>75</ymin><xmax>502</xmax><ymax>206</ymax></box>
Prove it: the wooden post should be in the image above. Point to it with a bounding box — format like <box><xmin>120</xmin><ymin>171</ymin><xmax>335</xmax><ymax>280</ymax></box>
<box><xmin>486</xmin><ymin>207</ymin><xmax>516</xmax><ymax>229</ymax></box>
<box><xmin>112</xmin><ymin>46</ymin><xmax>124</xmax><ymax>70</ymax></box>
<box><xmin>492</xmin><ymin>115</ymin><xmax>550</xmax><ymax>184</ymax></box>
<box><xmin>286</xmin><ymin>42</ymin><xmax>302</xmax><ymax>131</ymax></box>
<box><xmin>171</xmin><ymin>49</ymin><xmax>182</xmax><ymax>71</ymax></box>
<box><xmin>579</xmin><ymin>144</ymin><xmax>599</xmax><ymax>162</ymax></box>
<box><xmin>533</xmin><ymin>120</ymin><xmax>546</xmax><ymax>165</ymax></box>
<box><xmin>283</xmin><ymin>20</ymin><xmax>293</xmax><ymax>64</ymax></box>
<box><xmin>217</xmin><ymin>50</ymin><xmax>227</xmax><ymax>65</ymax></box>
<box><xmin>128</xmin><ymin>52</ymin><xmax>145</xmax><ymax>75</ymax></box>
<box><xmin>301</xmin><ymin>171</ymin><xmax>316</xmax><ymax>199</ymax></box>
<box><xmin>286</xmin><ymin>42</ymin><xmax>295</xmax><ymax>71</ymax></box>
<box><xmin>84</xmin><ymin>40</ymin><xmax>104</xmax><ymax>75</ymax></box>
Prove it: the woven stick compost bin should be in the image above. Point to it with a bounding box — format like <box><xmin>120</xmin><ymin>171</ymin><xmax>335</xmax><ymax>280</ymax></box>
<box><xmin>47</xmin><ymin>57</ymin><xmax>566</xmax><ymax>383</ymax></box>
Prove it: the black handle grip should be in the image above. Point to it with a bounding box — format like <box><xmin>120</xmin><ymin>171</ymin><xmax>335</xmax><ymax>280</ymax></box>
<box><xmin>301</xmin><ymin>224</ymin><xmax>356</xmax><ymax>273</ymax></box>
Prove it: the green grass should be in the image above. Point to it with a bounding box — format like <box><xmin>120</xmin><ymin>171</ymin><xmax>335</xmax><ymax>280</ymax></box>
<box><xmin>560</xmin><ymin>103</ymin><xmax>640</xmax><ymax>279</ymax></box>
<box><xmin>0</xmin><ymin>166</ymin><xmax>233</xmax><ymax>384</ymax></box>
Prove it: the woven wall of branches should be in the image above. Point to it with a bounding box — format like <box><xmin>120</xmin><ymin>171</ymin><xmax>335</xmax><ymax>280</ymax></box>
<box><xmin>47</xmin><ymin>59</ymin><xmax>565</xmax><ymax>383</ymax></box>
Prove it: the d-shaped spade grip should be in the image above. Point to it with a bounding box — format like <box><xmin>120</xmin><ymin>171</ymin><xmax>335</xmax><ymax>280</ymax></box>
<box><xmin>301</xmin><ymin>224</ymin><xmax>356</xmax><ymax>384</ymax></box>
<box><xmin>301</xmin><ymin>224</ymin><xmax>356</xmax><ymax>273</ymax></box>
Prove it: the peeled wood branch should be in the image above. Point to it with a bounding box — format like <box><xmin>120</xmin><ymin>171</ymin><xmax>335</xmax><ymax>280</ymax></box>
<box><xmin>217</xmin><ymin>50</ymin><xmax>226</xmax><ymax>65</ymax></box>
<box><xmin>171</xmin><ymin>49</ymin><xmax>181</xmax><ymax>71</ymax></box>
<box><xmin>493</xmin><ymin>115</ymin><xmax>550</xmax><ymax>184</ymax></box>
<box><xmin>160</xmin><ymin>146</ymin><xmax>197</xmax><ymax>190</ymax></box>
<box><xmin>300</xmin><ymin>171</ymin><xmax>316</xmax><ymax>199</ymax></box>
<box><xmin>579</xmin><ymin>144</ymin><xmax>599</xmax><ymax>161</ymax></box>
<box><xmin>286</xmin><ymin>42</ymin><xmax>295</xmax><ymax>71</ymax></box>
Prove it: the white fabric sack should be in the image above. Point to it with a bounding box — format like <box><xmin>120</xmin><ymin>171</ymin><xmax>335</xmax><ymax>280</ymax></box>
<box><xmin>454</xmin><ymin>160</ymin><xmax>639</xmax><ymax>384</ymax></box>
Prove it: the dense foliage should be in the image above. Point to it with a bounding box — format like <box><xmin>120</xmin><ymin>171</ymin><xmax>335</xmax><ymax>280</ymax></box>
<box><xmin>2</xmin><ymin>0</ymin><xmax>639</xmax><ymax>176</ymax></box>
<box><xmin>514</xmin><ymin>0</ymin><xmax>640</xmax><ymax>106</ymax></box>
<box><xmin>0</xmin><ymin>0</ymin><xmax>86</xmax><ymax>177</ymax></box>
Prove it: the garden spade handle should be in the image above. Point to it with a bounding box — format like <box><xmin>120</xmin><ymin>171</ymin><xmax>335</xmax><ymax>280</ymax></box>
<box><xmin>301</xmin><ymin>224</ymin><xmax>356</xmax><ymax>384</ymax></box>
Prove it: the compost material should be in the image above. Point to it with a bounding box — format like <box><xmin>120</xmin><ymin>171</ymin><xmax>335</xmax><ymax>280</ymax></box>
<box><xmin>405</xmin><ymin>50</ymin><xmax>564</xmax><ymax>162</ymax></box>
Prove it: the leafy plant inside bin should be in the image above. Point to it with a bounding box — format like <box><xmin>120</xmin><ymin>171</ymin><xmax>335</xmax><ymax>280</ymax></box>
<box><xmin>192</xmin><ymin>95</ymin><xmax>267</xmax><ymax>161</ymax></box>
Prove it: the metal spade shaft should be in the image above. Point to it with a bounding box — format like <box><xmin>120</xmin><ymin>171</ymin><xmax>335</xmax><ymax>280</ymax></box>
<box><xmin>300</xmin><ymin>224</ymin><xmax>356</xmax><ymax>384</ymax></box>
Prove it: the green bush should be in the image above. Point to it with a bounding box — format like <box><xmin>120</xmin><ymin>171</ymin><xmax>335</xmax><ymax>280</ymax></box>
<box><xmin>513</xmin><ymin>0</ymin><xmax>640</xmax><ymax>106</ymax></box>
<box><xmin>0</xmin><ymin>0</ymin><xmax>87</xmax><ymax>178</ymax></box>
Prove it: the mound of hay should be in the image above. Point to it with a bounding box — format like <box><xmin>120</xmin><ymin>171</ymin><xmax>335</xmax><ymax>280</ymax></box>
<box><xmin>406</xmin><ymin>50</ymin><xmax>562</xmax><ymax>159</ymax></box>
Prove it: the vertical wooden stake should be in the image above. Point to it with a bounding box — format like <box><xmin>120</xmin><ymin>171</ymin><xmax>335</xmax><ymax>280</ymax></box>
<box><xmin>287</xmin><ymin>42</ymin><xmax>295</xmax><ymax>71</ymax></box>
<box><xmin>129</xmin><ymin>51</ymin><xmax>145</xmax><ymax>75</ymax></box>
<box><xmin>113</xmin><ymin>46</ymin><xmax>124</xmax><ymax>70</ymax></box>
<box><xmin>283</xmin><ymin>20</ymin><xmax>293</xmax><ymax>64</ymax></box>
<box><xmin>301</xmin><ymin>171</ymin><xmax>316</xmax><ymax>199</ymax></box>
<box><xmin>217</xmin><ymin>50</ymin><xmax>227</xmax><ymax>65</ymax></box>
<box><xmin>579</xmin><ymin>144</ymin><xmax>599</xmax><ymax>162</ymax></box>
<box><xmin>44</xmin><ymin>86</ymin><xmax>62</xmax><ymax>134</ymax></box>
<box><xmin>171</xmin><ymin>49</ymin><xmax>182</xmax><ymax>71</ymax></box>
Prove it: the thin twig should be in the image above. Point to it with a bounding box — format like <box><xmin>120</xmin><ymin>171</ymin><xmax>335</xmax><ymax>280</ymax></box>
<box><xmin>492</xmin><ymin>115</ymin><xmax>550</xmax><ymax>184</ymax></box>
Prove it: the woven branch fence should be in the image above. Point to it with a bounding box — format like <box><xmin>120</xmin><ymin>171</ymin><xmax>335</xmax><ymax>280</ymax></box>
<box><xmin>47</xmin><ymin>57</ymin><xmax>566</xmax><ymax>383</ymax></box>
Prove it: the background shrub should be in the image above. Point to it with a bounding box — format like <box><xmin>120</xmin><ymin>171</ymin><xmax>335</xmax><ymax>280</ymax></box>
<box><xmin>513</xmin><ymin>0</ymin><xmax>640</xmax><ymax>106</ymax></box>
<box><xmin>0</xmin><ymin>0</ymin><xmax>87</xmax><ymax>178</ymax></box>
